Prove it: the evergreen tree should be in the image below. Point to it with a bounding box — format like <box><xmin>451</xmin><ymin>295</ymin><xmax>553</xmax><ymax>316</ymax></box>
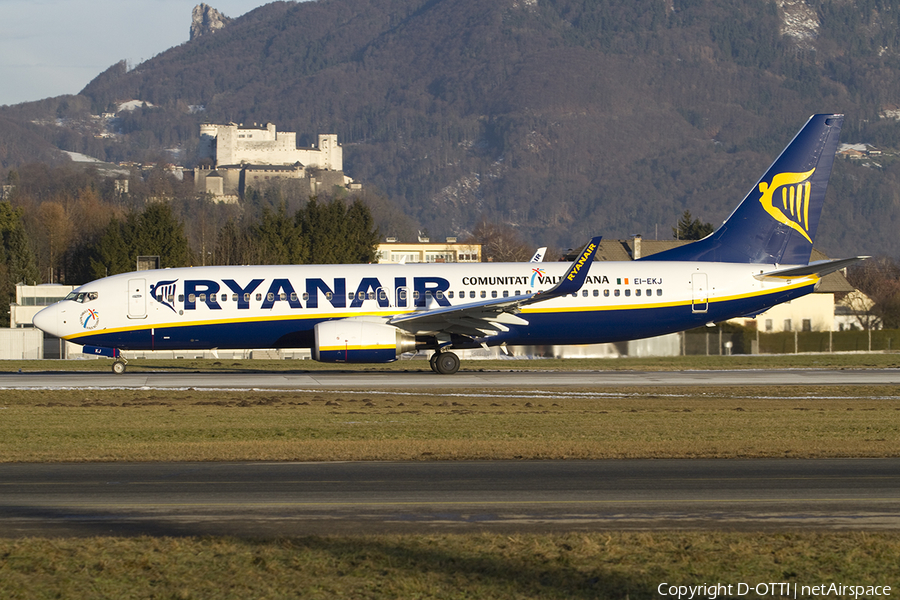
<box><xmin>673</xmin><ymin>210</ymin><xmax>714</xmax><ymax>240</ymax></box>
<box><xmin>86</xmin><ymin>203</ymin><xmax>191</xmax><ymax>278</ymax></box>
<box><xmin>0</xmin><ymin>202</ymin><xmax>40</xmax><ymax>326</ymax></box>
<box><xmin>297</xmin><ymin>197</ymin><xmax>379</xmax><ymax>264</ymax></box>
<box><xmin>252</xmin><ymin>203</ymin><xmax>304</xmax><ymax>264</ymax></box>
<box><xmin>344</xmin><ymin>198</ymin><xmax>379</xmax><ymax>264</ymax></box>
<box><xmin>215</xmin><ymin>218</ymin><xmax>253</xmax><ymax>266</ymax></box>
<box><xmin>131</xmin><ymin>203</ymin><xmax>192</xmax><ymax>268</ymax></box>
<box><xmin>88</xmin><ymin>219</ymin><xmax>132</xmax><ymax>280</ymax></box>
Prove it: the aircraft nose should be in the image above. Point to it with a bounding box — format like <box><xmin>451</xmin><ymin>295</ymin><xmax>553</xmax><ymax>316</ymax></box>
<box><xmin>32</xmin><ymin>304</ymin><xmax>60</xmax><ymax>337</ymax></box>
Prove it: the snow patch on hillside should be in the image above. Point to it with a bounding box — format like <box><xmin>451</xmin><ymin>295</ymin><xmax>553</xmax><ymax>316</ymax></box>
<box><xmin>778</xmin><ymin>0</ymin><xmax>819</xmax><ymax>50</ymax></box>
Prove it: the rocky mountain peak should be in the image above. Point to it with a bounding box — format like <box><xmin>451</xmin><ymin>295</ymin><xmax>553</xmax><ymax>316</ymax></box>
<box><xmin>190</xmin><ymin>4</ymin><xmax>232</xmax><ymax>41</ymax></box>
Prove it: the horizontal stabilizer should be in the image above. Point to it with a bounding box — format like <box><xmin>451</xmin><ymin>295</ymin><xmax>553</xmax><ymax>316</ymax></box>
<box><xmin>753</xmin><ymin>256</ymin><xmax>869</xmax><ymax>281</ymax></box>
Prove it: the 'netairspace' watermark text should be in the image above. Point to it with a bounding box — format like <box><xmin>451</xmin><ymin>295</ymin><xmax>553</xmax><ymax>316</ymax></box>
<box><xmin>658</xmin><ymin>583</ymin><xmax>892</xmax><ymax>599</ymax></box>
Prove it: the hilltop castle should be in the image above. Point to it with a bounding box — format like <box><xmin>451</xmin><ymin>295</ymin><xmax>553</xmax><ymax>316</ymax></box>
<box><xmin>193</xmin><ymin>122</ymin><xmax>357</xmax><ymax>202</ymax></box>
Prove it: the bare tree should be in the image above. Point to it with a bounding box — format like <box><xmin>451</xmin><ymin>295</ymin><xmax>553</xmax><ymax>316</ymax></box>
<box><xmin>845</xmin><ymin>257</ymin><xmax>900</xmax><ymax>329</ymax></box>
<box><xmin>466</xmin><ymin>218</ymin><xmax>532</xmax><ymax>262</ymax></box>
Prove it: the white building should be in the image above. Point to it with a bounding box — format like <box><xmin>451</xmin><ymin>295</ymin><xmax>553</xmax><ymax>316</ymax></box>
<box><xmin>376</xmin><ymin>239</ymin><xmax>482</xmax><ymax>264</ymax></box>
<box><xmin>10</xmin><ymin>284</ymin><xmax>75</xmax><ymax>329</ymax></box>
<box><xmin>5</xmin><ymin>284</ymin><xmax>77</xmax><ymax>359</ymax></box>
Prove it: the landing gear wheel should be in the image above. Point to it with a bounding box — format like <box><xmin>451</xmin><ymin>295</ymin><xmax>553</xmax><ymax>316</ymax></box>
<box><xmin>112</xmin><ymin>360</ymin><xmax>127</xmax><ymax>374</ymax></box>
<box><xmin>433</xmin><ymin>351</ymin><xmax>460</xmax><ymax>375</ymax></box>
<box><xmin>429</xmin><ymin>352</ymin><xmax>440</xmax><ymax>373</ymax></box>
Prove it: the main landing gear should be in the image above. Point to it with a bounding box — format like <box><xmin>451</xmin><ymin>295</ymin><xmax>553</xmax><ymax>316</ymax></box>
<box><xmin>112</xmin><ymin>357</ymin><xmax>128</xmax><ymax>374</ymax></box>
<box><xmin>429</xmin><ymin>350</ymin><xmax>460</xmax><ymax>375</ymax></box>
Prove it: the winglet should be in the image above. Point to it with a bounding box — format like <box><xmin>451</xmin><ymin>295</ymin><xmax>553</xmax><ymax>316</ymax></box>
<box><xmin>524</xmin><ymin>236</ymin><xmax>601</xmax><ymax>304</ymax></box>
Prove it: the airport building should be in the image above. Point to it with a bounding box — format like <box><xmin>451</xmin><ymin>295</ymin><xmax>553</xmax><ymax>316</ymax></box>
<box><xmin>375</xmin><ymin>238</ymin><xmax>481</xmax><ymax>264</ymax></box>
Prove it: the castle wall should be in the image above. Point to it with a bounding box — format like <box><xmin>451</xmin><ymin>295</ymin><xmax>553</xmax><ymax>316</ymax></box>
<box><xmin>195</xmin><ymin>123</ymin><xmax>351</xmax><ymax>201</ymax></box>
<box><xmin>199</xmin><ymin>123</ymin><xmax>342</xmax><ymax>170</ymax></box>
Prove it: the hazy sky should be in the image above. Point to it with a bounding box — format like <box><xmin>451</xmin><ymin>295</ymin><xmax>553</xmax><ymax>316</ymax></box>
<box><xmin>0</xmin><ymin>0</ymin><xmax>273</xmax><ymax>106</ymax></box>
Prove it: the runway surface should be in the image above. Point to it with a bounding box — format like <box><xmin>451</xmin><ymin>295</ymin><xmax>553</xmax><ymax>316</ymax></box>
<box><xmin>1</xmin><ymin>459</ymin><xmax>898</xmax><ymax>536</ymax></box>
<box><xmin>2</xmin><ymin>367</ymin><xmax>900</xmax><ymax>389</ymax></box>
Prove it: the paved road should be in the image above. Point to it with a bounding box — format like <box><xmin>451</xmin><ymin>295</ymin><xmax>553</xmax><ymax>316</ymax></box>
<box><xmin>2</xmin><ymin>368</ymin><xmax>900</xmax><ymax>389</ymax></box>
<box><xmin>1</xmin><ymin>460</ymin><xmax>897</xmax><ymax>536</ymax></box>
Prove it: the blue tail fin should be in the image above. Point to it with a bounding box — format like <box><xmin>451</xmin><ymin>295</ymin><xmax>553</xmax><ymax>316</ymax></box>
<box><xmin>646</xmin><ymin>114</ymin><xmax>844</xmax><ymax>265</ymax></box>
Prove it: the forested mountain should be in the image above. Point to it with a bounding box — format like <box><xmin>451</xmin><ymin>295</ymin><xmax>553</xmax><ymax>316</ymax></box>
<box><xmin>4</xmin><ymin>0</ymin><xmax>900</xmax><ymax>257</ymax></box>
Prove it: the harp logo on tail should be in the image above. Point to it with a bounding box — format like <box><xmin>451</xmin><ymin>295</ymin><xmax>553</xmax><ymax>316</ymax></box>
<box><xmin>757</xmin><ymin>168</ymin><xmax>816</xmax><ymax>243</ymax></box>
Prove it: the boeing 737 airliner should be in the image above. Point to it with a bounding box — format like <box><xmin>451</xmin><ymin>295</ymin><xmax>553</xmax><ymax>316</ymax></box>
<box><xmin>34</xmin><ymin>114</ymin><xmax>866</xmax><ymax>374</ymax></box>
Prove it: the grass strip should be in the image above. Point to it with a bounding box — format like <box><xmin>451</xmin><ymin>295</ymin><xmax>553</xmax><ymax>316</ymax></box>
<box><xmin>2</xmin><ymin>386</ymin><xmax>898</xmax><ymax>462</ymax></box>
<box><xmin>0</xmin><ymin>532</ymin><xmax>896</xmax><ymax>600</ymax></box>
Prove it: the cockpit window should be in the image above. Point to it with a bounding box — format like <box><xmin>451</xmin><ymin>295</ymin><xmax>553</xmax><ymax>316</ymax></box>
<box><xmin>65</xmin><ymin>291</ymin><xmax>99</xmax><ymax>303</ymax></box>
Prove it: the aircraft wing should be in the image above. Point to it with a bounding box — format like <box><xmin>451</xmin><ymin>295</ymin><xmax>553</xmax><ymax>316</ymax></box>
<box><xmin>753</xmin><ymin>256</ymin><xmax>870</xmax><ymax>281</ymax></box>
<box><xmin>388</xmin><ymin>236</ymin><xmax>601</xmax><ymax>338</ymax></box>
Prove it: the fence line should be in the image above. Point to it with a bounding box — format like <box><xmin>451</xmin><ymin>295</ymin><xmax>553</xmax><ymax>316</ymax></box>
<box><xmin>682</xmin><ymin>328</ymin><xmax>897</xmax><ymax>355</ymax></box>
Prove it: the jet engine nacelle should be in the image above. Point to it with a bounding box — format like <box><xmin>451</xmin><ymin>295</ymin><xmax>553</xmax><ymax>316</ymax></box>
<box><xmin>313</xmin><ymin>319</ymin><xmax>417</xmax><ymax>363</ymax></box>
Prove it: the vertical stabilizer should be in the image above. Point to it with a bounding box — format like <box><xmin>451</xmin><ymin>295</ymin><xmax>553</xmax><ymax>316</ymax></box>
<box><xmin>647</xmin><ymin>114</ymin><xmax>843</xmax><ymax>265</ymax></box>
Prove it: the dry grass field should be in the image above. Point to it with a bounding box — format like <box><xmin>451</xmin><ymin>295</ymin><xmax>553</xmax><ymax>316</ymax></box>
<box><xmin>1</xmin><ymin>385</ymin><xmax>898</xmax><ymax>462</ymax></box>
<box><xmin>0</xmin><ymin>532</ymin><xmax>897</xmax><ymax>599</ymax></box>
